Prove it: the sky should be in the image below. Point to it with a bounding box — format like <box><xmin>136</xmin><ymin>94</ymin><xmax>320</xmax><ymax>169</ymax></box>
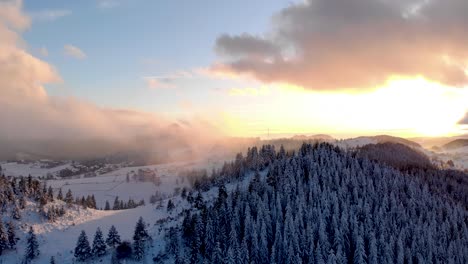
<box><xmin>1</xmin><ymin>0</ymin><xmax>468</xmax><ymax>156</ymax></box>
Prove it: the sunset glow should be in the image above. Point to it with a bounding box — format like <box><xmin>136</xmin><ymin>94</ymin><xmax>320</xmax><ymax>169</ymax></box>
<box><xmin>219</xmin><ymin>77</ymin><xmax>468</xmax><ymax>138</ymax></box>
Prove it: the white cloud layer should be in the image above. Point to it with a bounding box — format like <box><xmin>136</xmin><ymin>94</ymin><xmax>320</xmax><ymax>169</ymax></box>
<box><xmin>0</xmin><ymin>0</ymin><xmax>222</xmax><ymax>160</ymax></box>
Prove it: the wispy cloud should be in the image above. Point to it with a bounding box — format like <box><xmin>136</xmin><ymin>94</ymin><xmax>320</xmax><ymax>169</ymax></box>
<box><xmin>145</xmin><ymin>78</ymin><xmax>175</xmax><ymax>89</ymax></box>
<box><xmin>64</xmin><ymin>44</ymin><xmax>87</xmax><ymax>60</ymax></box>
<box><xmin>38</xmin><ymin>47</ymin><xmax>48</xmax><ymax>57</ymax></box>
<box><xmin>228</xmin><ymin>86</ymin><xmax>270</xmax><ymax>97</ymax></box>
<box><xmin>97</xmin><ymin>0</ymin><xmax>120</xmax><ymax>9</ymax></box>
<box><xmin>30</xmin><ymin>9</ymin><xmax>71</xmax><ymax>21</ymax></box>
<box><xmin>143</xmin><ymin>70</ymin><xmax>195</xmax><ymax>89</ymax></box>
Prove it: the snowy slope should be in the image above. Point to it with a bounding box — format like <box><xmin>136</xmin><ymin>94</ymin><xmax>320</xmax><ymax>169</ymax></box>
<box><xmin>0</xmin><ymin>161</ymin><xmax>72</xmax><ymax>177</ymax></box>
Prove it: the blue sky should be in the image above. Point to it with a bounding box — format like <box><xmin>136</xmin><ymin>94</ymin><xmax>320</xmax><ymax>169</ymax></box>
<box><xmin>22</xmin><ymin>0</ymin><xmax>291</xmax><ymax>114</ymax></box>
<box><xmin>2</xmin><ymin>0</ymin><xmax>465</xmax><ymax>139</ymax></box>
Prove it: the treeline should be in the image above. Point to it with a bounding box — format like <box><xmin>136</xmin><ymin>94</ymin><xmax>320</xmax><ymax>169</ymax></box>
<box><xmin>72</xmin><ymin>217</ymin><xmax>150</xmax><ymax>263</ymax></box>
<box><xmin>355</xmin><ymin>142</ymin><xmax>468</xmax><ymax>209</ymax></box>
<box><xmin>187</xmin><ymin>145</ymin><xmax>285</xmax><ymax>192</ymax></box>
<box><xmin>103</xmin><ymin>196</ymin><xmax>145</xmax><ymax>211</ymax></box>
<box><xmin>167</xmin><ymin>142</ymin><xmax>468</xmax><ymax>264</ymax></box>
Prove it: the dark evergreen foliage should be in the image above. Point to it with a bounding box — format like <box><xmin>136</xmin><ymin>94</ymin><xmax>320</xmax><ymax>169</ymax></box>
<box><xmin>74</xmin><ymin>230</ymin><xmax>91</xmax><ymax>262</ymax></box>
<box><xmin>25</xmin><ymin>226</ymin><xmax>39</xmax><ymax>261</ymax></box>
<box><xmin>106</xmin><ymin>225</ymin><xmax>121</xmax><ymax>248</ymax></box>
<box><xmin>171</xmin><ymin>143</ymin><xmax>468</xmax><ymax>264</ymax></box>
<box><xmin>92</xmin><ymin>227</ymin><xmax>107</xmax><ymax>257</ymax></box>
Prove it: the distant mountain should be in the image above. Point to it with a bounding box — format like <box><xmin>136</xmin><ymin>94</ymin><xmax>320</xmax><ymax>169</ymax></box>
<box><xmin>291</xmin><ymin>134</ymin><xmax>334</xmax><ymax>141</ymax></box>
<box><xmin>339</xmin><ymin>134</ymin><xmax>421</xmax><ymax>149</ymax></box>
<box><xmin>356</xmin><ymin>142</ymin><xmax>433</xmax><ymax>170</ymax></box>
<box><xmin>442</xmin><ymin>139</ymin><xmax>468</xmax><ymax>150</ymax></box>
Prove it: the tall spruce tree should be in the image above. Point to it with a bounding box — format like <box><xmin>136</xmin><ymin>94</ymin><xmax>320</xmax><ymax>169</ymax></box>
<box><xmin>92</xmin><ymin>227</ymin><xmax>107</xmax><ymax>257</ymax></box>
<box><xmin>133</xmin><ymin>217</ymin><xmax>149</xmax><ymax>260</ymax></box>
<box><xmin>74</xmin><ymin>230</ymin><xmax>91</xmax><ymax>262</ymax></box>
<box><xmin>64</xmin><ymin>189</ymin><xmax>74</xmax><ymax>206</ymax></box>
<box><xmin>0</xmin><ymin>220</ymin><xmax>8</xmax><ymax>255</ymax></box>
<box><xmin>6</xmin><ymin>222</ymin><xmax>17</xmax><ymax>249</ymax></box>
<box><xmin>106</xmin><ymin>225</ymin><xmax>121</xmax><ymax>248</ymax></box>
<box><xmin>57</xmin><ymin>188</ymin><xmax>63</xmax><ymax>200</ymax></box>
<box><xmin>24</xmin><ymin>227</ymin><xmax>39</xmax><ymax>261</ymax></box>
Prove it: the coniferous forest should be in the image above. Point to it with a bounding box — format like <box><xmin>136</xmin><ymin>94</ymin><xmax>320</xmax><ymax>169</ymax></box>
<box><xmin>168</xmin><ymin>143</ymin><xmax>468</xmax><ymax>264</ymax></box>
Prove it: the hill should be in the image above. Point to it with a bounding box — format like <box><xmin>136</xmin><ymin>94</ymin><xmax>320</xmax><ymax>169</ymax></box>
<box><xmin>442</xmin><ymin>139</ymin><xmax>468</xmax><ymax>150</ymax></box>
<box><xmin>355</xmin><ymin>142</ymin><xmax>433</xmax><ymax>170</ymax></box>
<box><xmin>338</xmin><ymin>134</ymin><xmax>421</xmax><ymax>149</ymax></box>
<box><xmin>0</xmin><ymin>142</ymin><xmax>467</xmax><ymax>263</ymax></box>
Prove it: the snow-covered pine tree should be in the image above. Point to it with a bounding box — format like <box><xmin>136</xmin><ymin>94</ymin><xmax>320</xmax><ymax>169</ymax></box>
<box><xmin>64</xmin><ymin>189</ymin><xmax>73</xmax><ymax>206</ymax></box>
<box><xmin>47</xmin><ymin>186</ymin><xmax>54</xmax><ymax>202</ymax></box>
<box><xmin>133</xmin><ymin>238</ymin><xmax>144</xmax><ymax>261</ymax></box>
<box><xmin>50</xmin><ymin>256</ymin><xmax>56</xmax><ymax>264</ymax></box>
<box><xmin>167</xmin><ymin>199</ymin><xmax>175</xmax><ymax>211</ymax></box>
<box><xmin>74</xmin><ymin>230</ymin><xmax>91</xmax><ymax>262</ymax></box>
<box><xmin>113</xmin><ymin>196</ymin><xmax>120</xmax><ymax>210</ymax></box>
<box><xmin>132</xmin><ymin>217</ymin><xmax>149</xmax><ymax>260</ymax></box>
<box><xmin>106</xmin><ymin>225</ymin><xmax>121</xmax><ymax>248</ymax></box>
<box><xmin>12</xmin><ymin>202</ymin><xmax>21</xmax><ymax>220</ymax></box>
<box><xmin>133</xmin><ymin>217</ymin><xmax>149</xmax><ymax>242</ymax></box>
<box><xmin>56</xmin><ymin>188</ymin><xmax>63</xmax><ymax>200</ymax></box>
<box><xmin>0</xmin><ymin>220</ymin><xmax>8</xmax><ymax>255</ymax></box>
<box><xmin>92</xmin><ymin>227</ymin><xmax>107</xmax><ymax>257</ymax></box>
<box><xmin>25</xmin><ymin>226</ymin><xmax>40</xmax><ymax>260</ymax></box>
<box><xmin>6</xmin><ymin>222</ymin><xmax>17</xmax><ymax>249</ymax></box>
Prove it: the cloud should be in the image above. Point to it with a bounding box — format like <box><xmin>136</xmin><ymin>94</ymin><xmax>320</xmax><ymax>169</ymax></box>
<box><xmin>0</xmin><ymin>1</ymin><xmax>223</xmax><ymax>160</ymax></box>
<box><xmin>30</xmin><ymin>9</ymin><xmax>71</xmax><ymax>21</ymax></box>
<box><xmin>213</xmin><ymin>0</ymin><xmax>468</xmax><ymax>91</ymax></box>
<box><xmin>145</xmin><ymin>78</ymin><xmax>175</xmax><ymax>89</ymax></box>
<box><xmin>0</xmin><ymin>0</ymin><xmax>29</xmax><ymax>30</ymax></box>
<box><xmin>228</xmin><ymin>86</ymin><xmax>270</xmax><ymax>97</ymax></box>
<box><xmin>459</xmin><ymin>112</ymin><xmax>468</xmax><ymax>125</ymax></box>
<box><xmin>39</xmin><ymin>47</ymin><xmax>48</xmax><ymax>57</ymax></box>
<box><xmin>143</xmin><ymin>70</ymin><xmax>195</xmax><ymax>89</ymax></box>
<box><xmin>97</xmin><ymin>0</ymin><xmax>120</xmax><ymax>9</ymax></box>
<box><xmin>64</xmin><ymin>44</ymin><xmax>87</xmax><ymax>59</ymax></box>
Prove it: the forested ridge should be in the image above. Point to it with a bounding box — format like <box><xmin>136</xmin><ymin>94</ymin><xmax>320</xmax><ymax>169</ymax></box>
<box><xmin>168</xmin><ymin>143</ymin><xmax>468</xmax><ymax>264</ymax></box>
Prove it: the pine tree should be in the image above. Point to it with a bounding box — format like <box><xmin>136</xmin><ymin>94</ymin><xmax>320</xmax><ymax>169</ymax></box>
<box><xmin>133</xmin><ymin>217</ymin><xmax>149</xmax><ymax>260</ymax></box>
<box><xmin>12</xmin><ymin>203</ymin><xmax>21</xmax><ymax>220</ymax></box>
<box><xmin>6</xmin><ymin>222</ymin><xmax>17</xmax><ymax>249</ymax></box>
<box><xmin>0</xmin><ymin>220</ymin><xmax>8</xmax><ymax>255</ymax></box>
<box><xmin>113</xmin><ymin>196</ymin><xmax>120</xmax><ymax>210</ymax></box>
<box><xmin>133</xmin><ymin>217</ymin><xmax>149</xmax><ymax>242</ymax></box>
<box><xmin>65</xmin><ymin>189</ymin><xmax>74</xmax><ymax>206</ymax></box>
<box><xmin>167</xmin><ymin>199</ymin><xmax>175</xmax><ymax>211</ymax></box>
<box><xmin>50</xmin><ymin>256</ymin><xmax>56</xmax><ymax>264</ymax></box>
<box><xmin>57</xmin><ymin>188</ymin><xmax>63</xmax><ymax>200</ymax></box>
<box><xmin>353</xmin><ymin>234</ymin><xmax>366</xmax><ymax>264</ymax></box>
<box><xmin>25</xmin><ymin>226</ymin><xmax>40</xmax><ymax>260</ymax></box>
<box><xmin>74</xmin><ymin>230</ymin><xmax>91</xmax><ymax>262</ymax></box>
<box><xmin>92</xmin><ymin>227</ymin><xmax>107</xmax><ymax>257</ymax></box>
<box><xmin>19</xmin><ymin>195</ymin><xmax>26</xmax><ymax>209</ymax></box>
<box><xmin>133</xmin><ymin>238</ymin><xmax>144</xmax><ymax>261</ymax></box>
<box><xmin>104</xmin><ymin>200</ymin><xmax>110</xmax><ymax>210</ymax></box>
<box><xmin>47</xmin><ymin>186</ymin><xmax>54</xmax><ymax>201</ymax></box>
<box><xmin>106</xmin><ymin>225</ymin><xmax>121</xmax><ymax>248</ymax></box>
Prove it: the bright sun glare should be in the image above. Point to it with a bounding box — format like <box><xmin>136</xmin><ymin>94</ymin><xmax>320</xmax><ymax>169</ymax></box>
<box><xmin>222</xmin><ymin>77</ymin><xmax>468</xmax><ymax>138</ymax></box>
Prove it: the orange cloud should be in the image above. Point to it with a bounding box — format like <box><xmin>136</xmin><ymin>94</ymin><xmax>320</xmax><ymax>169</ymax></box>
<box><xmin>228</xmin><ymin>86</ymin><xmax>270</xmax><ymax>96</ymax></box>
<box><xmin>213</xmin><ymin>0</ymin><xmax>468</xmax><ymax>91</ymax></box>
<box><xmin>0</xmin><ymin>1</ymin><xmax>223</xmax><ymax>159</ymax></box>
